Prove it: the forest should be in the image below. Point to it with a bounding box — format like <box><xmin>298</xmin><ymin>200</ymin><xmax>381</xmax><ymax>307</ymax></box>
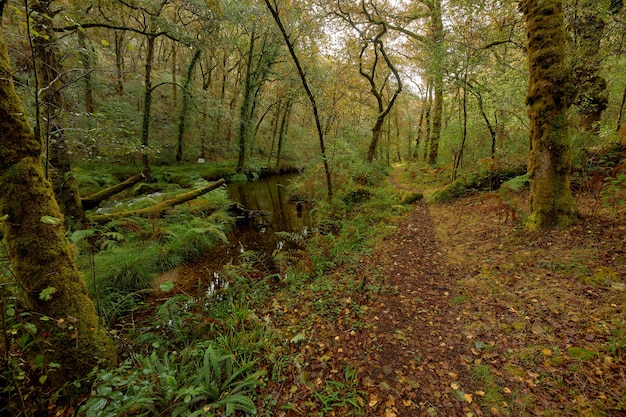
<box><xmin>0</xmin><ymin>0</ymin><xmax>625</xmax><ymax>415</ymax></box>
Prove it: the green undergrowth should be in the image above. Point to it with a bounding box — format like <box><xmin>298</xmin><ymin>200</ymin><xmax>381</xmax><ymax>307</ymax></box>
<box><xmin>74</xmin><ymin>204</ymin><xmax>234</xmax><ymax>325</ymax></box>
<box><xmin>75</xmin><ymin>161</ymin><xmax>415</xmax><ymax>417</ymax></box>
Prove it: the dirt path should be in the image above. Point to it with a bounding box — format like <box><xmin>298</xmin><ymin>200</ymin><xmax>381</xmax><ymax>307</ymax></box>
<box><xmin>263</xmin><ymin>168</ymin><xmax>481</xmax><ymax>416</ymax></box>
<box><xmin>353</xmin><ymin>201</ymin><xmax>478</xmax><ymax>416</ymax></box>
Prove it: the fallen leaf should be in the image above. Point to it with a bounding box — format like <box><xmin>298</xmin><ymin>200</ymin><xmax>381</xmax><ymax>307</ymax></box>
<box><xmin>464</xmin><ymin>393</ymin><xmax>473</xmax><ymax>403</ymax></box>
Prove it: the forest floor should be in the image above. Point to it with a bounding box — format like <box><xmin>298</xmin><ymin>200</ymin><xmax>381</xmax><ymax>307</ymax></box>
<box><xmin>256</xmin><ymin>164</ymin><xmax>626</xmax><ymax>417</ymax></box>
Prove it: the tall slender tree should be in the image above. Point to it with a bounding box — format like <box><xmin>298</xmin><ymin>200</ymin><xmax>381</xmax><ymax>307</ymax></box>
<box><xmin>264</xmin><ymin>0</ymin><xmax>333</xmax><ymax>199</ymax></box>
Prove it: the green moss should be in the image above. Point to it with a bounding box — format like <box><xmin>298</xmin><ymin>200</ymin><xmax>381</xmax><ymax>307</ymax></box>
<box><xmin>0</xmin><ymin>34</ymin><xmax>116</xmax><ymax>405</ymax></box>
<box><xmin>567</xmin><ymin>347</ymin><xmax>599</xmax><ymax>361</ymax></box>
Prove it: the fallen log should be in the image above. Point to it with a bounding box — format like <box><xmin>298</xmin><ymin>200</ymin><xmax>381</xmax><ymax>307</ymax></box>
<box><xmin>89</xmin><ymin>178</ymin><xmax>226</xmax><ymax>223</ymax></box>
<box><xmin>82</xmin><ymin>172</ymin><xmax>146</xmax><ymax>210</ymax></box>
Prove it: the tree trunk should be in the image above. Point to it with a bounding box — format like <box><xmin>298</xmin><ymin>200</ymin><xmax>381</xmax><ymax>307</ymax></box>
<box><xmin>0</xmin><ymin>28</ymin><xmax>116</xmax><ymax>408</ymax></box>
<box><xmin>78</xmin><ymin>30</ymin><xmax>95</xmax><ymax>113</ymax></box>
<box><xmin>412</xmin><ymin>99</ymin><xmax>425</xmax><ymax>158</ymax></box>
<box><xmin>264</xmin><ymin>0</ymin><xmax>333</xmax><ymax>199</ymax></box>
<box><xmin>114</xmin><ymin>31</ymin><xmax>125</xmax><ymax>94</ymax></box>
<box><xmin>237</xmin><ymin>30</ymin><xmax>256</xmax><ymax>173</ymax></box>
<box><xmin>31</xmin><ymin>0</ymin><xmax>84</xmax><ymax>226</ymax></box>
<box><xmin>423</xmin><ymin>80</ymin><xmax>433</xmax><ymax>161</ymax></box>
<box><xmin>616</xmin><ymin>83</ymin><xmax>626</xmax><ymax>131</ymax></box>
<box><xmin>276</xmin><ymin>99</ymin><xmax>292</xmax><ymax>168</ymax></box>
<box><xmin>90</xmin><ymin>179</ymin><xmax>225</xmax><ymax>223</ymax></box>
<box><xmin>569</xmin><ymin>0</ymin><xmax>612</xmax><ymax>133</ymax></box>
<box><xmin>521</xmin><ymin>0</ymin><xmax>577</xmax><ymax>228</ymax></box>
<box><xmin>81</xmin><ymin>172</ymin><xmax>145</xmax><ymax>210</ymax></box>
<box><xmin>426</xmin><ymin>0</ymin><xmax>444</xmax><ymax>166</ymax></box>
<box><xmin>176</xmin><ymin>48</ymin><xmax>202</xmax><ymax>163</ymax></box>
<box><xmin>452</xmin><ymin>76</ymin><xmax>468</xmax><ymax>182</ymax></box>
<box><xmin>141</xmin><ymin>33</ymin><xmax>156</xmax><ymax>178</ymax></box>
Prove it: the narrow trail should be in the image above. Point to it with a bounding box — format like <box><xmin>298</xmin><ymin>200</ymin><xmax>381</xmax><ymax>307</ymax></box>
<box><xmin>355</xmin><ymin>200</ymin><xmax>478</xmax><ymax>416</ymax></box>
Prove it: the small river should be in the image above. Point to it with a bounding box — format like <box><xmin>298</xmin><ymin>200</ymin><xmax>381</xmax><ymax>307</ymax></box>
<box><xmin>225</xmin><ymin>174</ymin><xmax>311</xmax><ymax>254</ymax></box>
<box><xmin>153</xmin><ymin>174</ymin><xmax>311</xmax><ymax>292</ymax></box>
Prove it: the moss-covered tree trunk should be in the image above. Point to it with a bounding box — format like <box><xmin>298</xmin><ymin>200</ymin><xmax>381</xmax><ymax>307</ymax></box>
<box><xmin>0</xmin><ymin>29</ymin><xmax>116</xmax><ymax>407</ymax></box>
<box><xmin>520</xmin><ymin>0</ymin><xmax>577</xmax><ymax>228</ymax></box>
<box><xmin>176</xmin><ymin>48</ymin><xmax>202</xmax><ymax>163</ymax></box>
<box><xmin>426</xmin><ymin>0</ymin><xmax>444</xmax><ymax>166</ymax></box>
<box><xmin>567</xmin><ymin>0</ymin><xmax>621</xmax><ymax>133</ymax></box>
<box><xmin>141</xmin><ymin>33</ymin><xmax>156</xmax><ymax>178</ymax></box>
<box><xmin>31</xmin><ymin>0</ymin><xmax>85</xmax><ymax>226</ymax></box>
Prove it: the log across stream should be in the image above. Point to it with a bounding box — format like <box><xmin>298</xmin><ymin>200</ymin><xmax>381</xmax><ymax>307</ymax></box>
<box><xmin>152</xmin><ymin>173</ymin><xmax>312</xmax><ymax>293</ymax></box>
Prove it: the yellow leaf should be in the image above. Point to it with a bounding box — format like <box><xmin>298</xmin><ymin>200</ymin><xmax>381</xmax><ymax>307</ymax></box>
<box><xmin>451</xmin><ymin>382</ymin><xmax>460</xmax><ymax>390</ymax></box>
<box><xmin>465</xmin><ymin>393</ymin><xmax>473</xmax><ymax>404</ymax></box>
<box><xmin>402</xmin><ymin>399</ymin><xmax>412</xmax><ymax>406</ymax></box>
<box><xmin>542</xmin><ymin>348</ymin><xmax>552</xmax><ymax>356</ymax></box>
<box><xmin>368</xmin><ymin>394</ymin><xmax>378</xmax><ymax>407</ymax></box>
<box><xmin>101</xmin><ymin>39</ymin><xmax>109</xmax><ymax>47</ymax></box>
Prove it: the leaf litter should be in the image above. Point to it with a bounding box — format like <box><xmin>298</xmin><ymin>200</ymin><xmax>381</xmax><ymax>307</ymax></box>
<box><xmin>257</xmin><ymin>164</ymin><xmax>626</xmax><ymax>417</ymax></box>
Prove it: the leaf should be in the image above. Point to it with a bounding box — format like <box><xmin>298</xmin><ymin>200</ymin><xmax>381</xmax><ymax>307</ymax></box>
<box><xmin>159</xmin><ymin>281</ymin><xmax>175</xmax><ymax>292</ymax></box>
<box><xmin>70</xmin><ymin>229</ymin><xmax>96</xmax><ymax>243</ymax></box>
<box><xmin>40</xmin><ymin>215</ymin><xmax>62</xmax><ymax>225</ymax></box>
<box><xmin>464</xmin><ymin>393</ymin><xmax>473</xmax><ymax>403</ymax></box>
<box><xmin>290</xmin><ymin>333</ymin><xmax>306</xmax><ymax>344</ymax></box>
<box><xmin>39</xmin><ymin>375</ymin><xmax>48</xmax><ymax>384</ymax></box>
<box><xmin>101</xmin><ymin>39</ymin><xmax>110</xmax><ymax>46</ymax></box>
<box><xmin>39</xmin><ymin>287</ymin><xmax>57</xmax><ymax>301</ymax></box>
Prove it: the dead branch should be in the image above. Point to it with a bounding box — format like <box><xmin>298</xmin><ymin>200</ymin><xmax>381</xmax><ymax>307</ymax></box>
<box><xmin>82</xmin><ymin>172</ymin><xmax>146</xmax><ymax>210</ymax></box>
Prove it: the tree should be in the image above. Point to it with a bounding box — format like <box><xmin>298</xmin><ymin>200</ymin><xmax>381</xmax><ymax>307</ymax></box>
<box><xmin>0</xmin><ymin>25</ymin><xmax>116</xmax><ymax>410</ymax></box>
<box><xmin>384</xmin><ymin>0</ymin><xmax>445</xmax><ymax>165</ymax></box>
<box><xmin>264</xmin><ymin>0</ymin><xmax>333</xmax><ymax>199</ymax></box>
<box><xmin>334</xmin><ymin>0</ymin><xmax>403</xmax><ymax>163</ymax></box>
<box><xmin>30</xmin><ymin>0</ymin><xmax>85</xmax><ymax>226</ymax></box>
<box><xmin>520</xmin><ymin>0</ymin><xmax>577</xmax><ymax>228</ymax></box>
<box><xmin>235</xmin><ymin>6</ymin><xmax>280</xmax><ymax>173</ymax></box>
<box><xmin>566</xmin><ymin>0</ymin><xmax>623</xmax><ymax>133</ymax></box>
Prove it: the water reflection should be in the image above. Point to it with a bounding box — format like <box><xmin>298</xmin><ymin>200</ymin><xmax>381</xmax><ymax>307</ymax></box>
<box><xmin>225</xmin><ymin>174</ymin><xmax>311</xmax><ymax>254</ymax></box>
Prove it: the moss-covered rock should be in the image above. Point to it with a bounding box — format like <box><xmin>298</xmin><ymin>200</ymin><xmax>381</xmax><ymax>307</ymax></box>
<box><xmin>431</xmin><ymin>167</ymin><xmax>526</xmax><ymax>203</ymax></box>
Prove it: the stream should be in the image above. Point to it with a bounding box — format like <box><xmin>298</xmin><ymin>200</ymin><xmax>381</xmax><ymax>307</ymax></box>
<box><xmin>225</xmin><ymin>173</ymin><xmax>312</xmax><ymax>254</ymax></box>
<box><xmin>153</xmin><ymin>174</ymin><xmax>311</xmax><ymax>293</ymax></box>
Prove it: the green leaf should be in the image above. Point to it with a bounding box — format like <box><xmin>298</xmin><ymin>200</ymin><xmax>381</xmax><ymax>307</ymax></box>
<box><xmin>97</xmin><ymin>385</ymin><xmax>113</xmax><ymax>396</ymax></box>
<box><xmin>40</xmin><ymin>215</ymin><xmax>62</xmax><ymax>225</ymax></box>
<box><xmin>39</xmin><ymin>375</ymin><xmax>48</xmax><ymax>384</ymax></box>
<box><xmin>290</xmin><ymin>333</ymin><xmax>306</xmax><ymax>344</ymax></box>
<box><xmin>159</xmin><ymin>281</ymin><xmax>175</xmax><ymax>292</ymax></box>
<box><xmin>70</xmin><ymin>229</ymin><xmax>96</xmax><ymax>243</ymax></box>
<box><xmin>35</xmin><ymin>354</ymin><xmax>45</xmax><ymax>368</ymax></box>
<box><xmin>23</xmin><ymin>322</ymin><xmax>37</xmax><ymax>334</ymax></box>
<box><xmin>39</xmin><ymin>287</ymin><xmax>57</xmax><ymax>301</ymax></box>
<box><xmin>101</xmin><ymin>39</ymin><xmax>110</xmax><ymax>46</ymax></box>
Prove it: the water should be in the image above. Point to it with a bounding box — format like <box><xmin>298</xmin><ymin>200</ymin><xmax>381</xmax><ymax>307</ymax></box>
<box><xmin>152</xmin><ymin>174</ymin><xmax>311</xmax><ymax>293</ymax></box>
<box><xmin>225</xmin><ymin>174</ymin><xmax>311</xmax><ymax>254</ymax></box>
